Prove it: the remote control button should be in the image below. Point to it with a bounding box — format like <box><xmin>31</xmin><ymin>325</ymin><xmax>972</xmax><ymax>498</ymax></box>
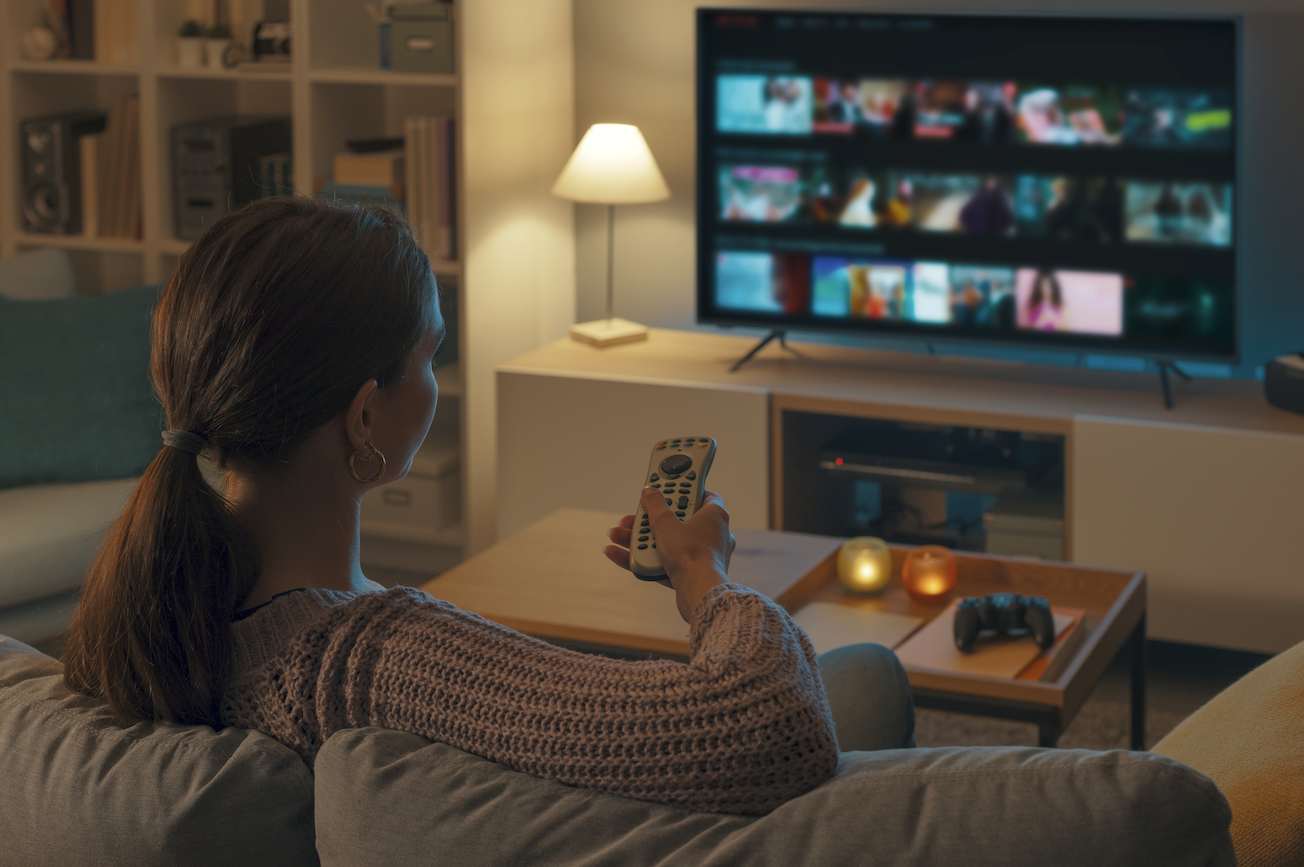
<box><xmin>675</xmin><ymin>510</ymin><xmax>685</xmax><ymax>517</ymax></box>
<box><xmin>666</xmin><ymin>474</ymin><xmax>680</xmax><ymax>480</ymax></box>
<box><xmin>656</xmin><ymin>444</ymin><xmax>666</xmax><ymax>450</ymax></box>
<box><xmin>686</xmin><ymin>472</ymin><xmax>696</xmax><ymax>480</ymax></box>
<box><xmin>650</xmin><ymin>474</ymin><xmax>659</xmax><ymax>481</ymax></box>
<box><xmin>678</xmin><ymin>495</ymin><xmax>689</xmax><ymax>509</ymax></box>
<box><xmin>637</xmin><ymin>544</ymin><xmax>648</xmax><ymax>550</ymax></box>
<box><xmin>651</xmin><ymin>543</ymin><xmax>656</xmax><ymax>548</ymax></box>
<box><xmin>665</xmin><ymin>498</ymin><xmax>672</xmax><ymax>506</ymax></box>
<box><xmin>697</xmin><ymin>442</ymin><xmax>709</xmax><ymax>448</ymax></box>
<box><xmin>678</xmin><ymin>482</ymin><xmax>691</xmax><ymax>489</ymax></box>
<box><xmin>659</xmin><ymin>454</ymin><xmax>692</xmax><ymax>475</ymax></box>
<box><xmin>638</xmin><ymin>535</ymin><xmax>649</xmax><ymax>542</ymax></box>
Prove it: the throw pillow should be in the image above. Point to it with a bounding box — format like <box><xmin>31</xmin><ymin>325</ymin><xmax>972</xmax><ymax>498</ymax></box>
<box><xmin>1152</xmin><ymin>639</ymin><xmax>1304</xmax><ymax>867</ymax></box>
<box><xmin>0</xmin><ymin>285</ymin><xmax>162</xmax><ymax>490</ymax></box>
<box><xmin>0</xmin><ymin>248</ymin><xmax>75</xmax><ymax>300</ymax></box>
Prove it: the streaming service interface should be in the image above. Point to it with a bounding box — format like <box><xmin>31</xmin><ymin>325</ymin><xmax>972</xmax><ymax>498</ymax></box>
<box><xmin>698</xmin><ymin>12</ymin><xmax>1237</xmax><ymax>358</ymax></box>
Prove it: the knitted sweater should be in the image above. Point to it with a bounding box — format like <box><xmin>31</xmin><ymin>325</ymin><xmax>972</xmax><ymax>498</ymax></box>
<box><xmin>220</xmin><ymin>582</ymin><xmax>839</xmax><ymax>815</ymax></box>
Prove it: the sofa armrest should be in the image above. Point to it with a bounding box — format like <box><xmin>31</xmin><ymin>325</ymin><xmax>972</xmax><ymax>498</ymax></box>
<box><xmin>315</xmin><ymin>727</ymin><xmax>1234</xmax><ymax>867</ymax></box>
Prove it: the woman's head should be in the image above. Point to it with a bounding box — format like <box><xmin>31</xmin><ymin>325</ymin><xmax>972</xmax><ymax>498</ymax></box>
<box><xmin>64</xmin><ymin>197</ymin><xmax>440</xmax><ymax>725</ymax></box>
<box><xmin>1030</xmin><ymin>270</ymin><xmax>1062</xmax><ymax>308</ymax></box>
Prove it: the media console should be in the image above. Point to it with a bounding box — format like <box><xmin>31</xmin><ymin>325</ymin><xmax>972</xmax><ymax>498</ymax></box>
<box><xmin>496</xmin><ymin>328</ymin><xmax>1304</xmax><ymax>654</ymax></box>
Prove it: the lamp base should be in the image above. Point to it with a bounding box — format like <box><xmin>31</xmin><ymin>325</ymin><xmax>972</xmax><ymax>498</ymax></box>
<box><xmin>569</xmin><ymin>318</ymin><xmax>649</xmax><ymax>348</ymax></box>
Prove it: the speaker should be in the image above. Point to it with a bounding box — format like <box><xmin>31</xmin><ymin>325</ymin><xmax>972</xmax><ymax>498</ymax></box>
<box><xmin>21</xmin><ymin>111</ymin><xmax>107</xmax><ymax>234</ymax></box>
<box><xmin>172</xmin><ymin>115</ymin><xmax>291</xmax><ymax>240</ymax></box>
<box><xmin>1265</xmin><ymin>353</ymin><xmax>1304</xmax><ymax>417</ymax></box>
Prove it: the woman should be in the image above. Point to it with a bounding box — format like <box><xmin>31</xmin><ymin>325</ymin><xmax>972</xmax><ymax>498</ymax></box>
<box><xmin>63</xmin><ymin>197</ymin><xmax>914</xmax><ymax>815</ymax></box>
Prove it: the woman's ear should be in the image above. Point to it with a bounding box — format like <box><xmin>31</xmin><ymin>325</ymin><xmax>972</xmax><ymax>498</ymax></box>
<box><xmin>344</xmin><ymin>379</ymin><xmax>379</xmax><ymax>454</ymax></box>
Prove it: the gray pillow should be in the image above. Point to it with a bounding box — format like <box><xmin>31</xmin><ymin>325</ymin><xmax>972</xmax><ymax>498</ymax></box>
<box><xmin>315</xmin><ymin>727</ymin><xmax>1234</xmax><ymax>867</ymax></box>
<box><xmin>0</xmin><ymin>636</ymin><xmax>318</xmax><ymax>867</ymax></box>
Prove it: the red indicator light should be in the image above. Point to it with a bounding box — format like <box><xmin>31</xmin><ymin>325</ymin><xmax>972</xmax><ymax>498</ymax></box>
<box><xmin>835</xmin><ymin>457</ymin><xmax>843</xmax><ymax>466</ymax></box>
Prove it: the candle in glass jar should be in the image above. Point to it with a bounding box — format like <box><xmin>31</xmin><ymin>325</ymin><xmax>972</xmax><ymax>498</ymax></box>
<box><xmin>837</xmin><ymin>537</ymin><xmax>893</xmax><ymax>594</ymax></box>
<box><xmin>902</xmin><ymin>545</ymin><xmax>957</xmax><ymax>605</ymax></box>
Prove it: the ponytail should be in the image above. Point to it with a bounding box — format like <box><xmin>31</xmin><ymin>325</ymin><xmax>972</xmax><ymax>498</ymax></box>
<box><xmin>61</xmin><ymin>197</ymin><xmax>434</xmax><ymax>726</ymax></box>
<box><xmin>64</xmin><ymin>443</ymin><xmax>257</xmax><ymax>725</ymax></box>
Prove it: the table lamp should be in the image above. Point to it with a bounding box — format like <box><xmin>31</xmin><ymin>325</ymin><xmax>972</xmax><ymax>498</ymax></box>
<box><xmin>551</xmin><ymin>123</ymin><xmax>671</xmax><ymax>347</ymax></box>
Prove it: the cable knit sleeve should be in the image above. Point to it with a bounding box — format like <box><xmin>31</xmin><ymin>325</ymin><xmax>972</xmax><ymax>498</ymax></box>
<box><xmin>222</xmin><ymin>583</ymin><xmax>839</xmax><ymax>815</ymax></box>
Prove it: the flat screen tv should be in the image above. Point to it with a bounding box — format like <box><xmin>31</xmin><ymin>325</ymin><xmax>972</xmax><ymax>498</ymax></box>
<box><xmin>696</xmin><ymin>10</ymin><xmax>1239</xmax><ymax>362</ymax></box>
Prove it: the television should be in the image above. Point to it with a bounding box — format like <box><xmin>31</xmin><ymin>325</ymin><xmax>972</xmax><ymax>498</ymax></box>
<box><xmin>696</xmin><ymin>10</ymin><xmax>1239</xmax><ymax>362</ymax></box>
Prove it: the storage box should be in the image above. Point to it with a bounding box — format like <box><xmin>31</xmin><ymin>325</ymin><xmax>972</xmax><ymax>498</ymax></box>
<box><xmin>361</xmin><ymin>442</ymin><xmax>460</xmax><ymax>532</ymax></box>
<box><xmin>983</xmin><ymin>492</ymin><xmax>1064</xmax><ymax>561</ymax></box>
<box><xmin>389</xmin><ymin>3</ymin><xmax>454</xmax><ymax>74</ymax></box>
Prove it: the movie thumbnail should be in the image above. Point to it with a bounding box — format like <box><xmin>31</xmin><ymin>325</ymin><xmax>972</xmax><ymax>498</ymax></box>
<box><xmin>719</xmin><ymin>164</ymin><xmax>822</xmax><ymax>223</ymax></box>
<box><xmin>717</xmin><ymin>75</ymin><xmax>814</xmax><ymax>135</ymax></box>
<box><xmin>1124</xmin><ymin>181</ymin><xmax>1232</xmax><ymax>247</ymax></box>
<box><xmin>1015</xmin><ymin>268</ymin><xmax>1123</xmax><ymax>335</ymax></box>
<box><xmin>1122</xmin><ymin>88</ymin><xmax>1233</xmax><ymax>150</ymax></box>
<box><xmin>1013</xmin><ymin>175</ymin><xmax>1124</xmax><ymax>243</ymax></box>
<box><xmin>948</xmin><ymin>266</ymin><xmax>1017</xmax><ymax>330</ymax></box>
<box><xmin>856</xmin><ymin>79</ymin><xmax>912</xmax><ymax>137</ymax></box>
<box><xmin>812</xmin><ymin>78</ymin><xmax>862</xmax><ymax>133</ymax></box>
<box><xmin>833</xmin><ymin>172</ymin><xmax>912</xmax><ymax>229</ymax></box>
<box><xmin>912</xmin><ymin>174</ymin><xmax>1015</xmax><ymax>236</ymax></box>
<box><xmin>715</xmin><ymin>251</ymin><xmax>810</xmax><ymax>313</ymax></box>
<box><xmin>1016</xmin><ymin>85</ymin><xmax>1122</xmax><ymax>146</ymax></box>
<box><xmin>1124</xmin><ymin>276</ymin><xmax>1234</xmax><ymax>342</ymax></box>
<box><xmin>912</xmin><ymin>81</ymin><xmax>1017</xmax><ymax>143</ymax></box>
<box><xmin>811</xmin><ymin>258</ymin><xmax>950</xmax><ymax>323</ymax></box>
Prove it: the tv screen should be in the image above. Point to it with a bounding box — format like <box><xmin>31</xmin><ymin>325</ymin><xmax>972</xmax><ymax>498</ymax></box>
<box><xmin>696</xmin><ymin>10</ymin><xmax>1239</xmax><ymax>361</ymax></box>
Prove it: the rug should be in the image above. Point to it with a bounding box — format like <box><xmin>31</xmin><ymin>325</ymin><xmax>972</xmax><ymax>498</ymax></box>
<box><xmin>915</xmin><ymin>697</ymin><xmax>1189</xmax><ymax>750</ymax></box>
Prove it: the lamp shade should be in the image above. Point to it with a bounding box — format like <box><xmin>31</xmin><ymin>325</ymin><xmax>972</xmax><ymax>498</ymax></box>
<box><xmin>550</xmin><ymin>124</ymin><xmax>671</xmax><ymax>205</ymax></box>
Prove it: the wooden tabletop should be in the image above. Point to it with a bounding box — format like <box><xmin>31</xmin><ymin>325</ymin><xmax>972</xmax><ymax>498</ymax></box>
<box><xmin>420</xmin><ymin>508</ymin><xmax>842</xmax><ymax>656</ymax></box>
<box><xmin>421</xmin><ymin>508</ymin><xmax>1145</xmax><ymax>725</ymax></box>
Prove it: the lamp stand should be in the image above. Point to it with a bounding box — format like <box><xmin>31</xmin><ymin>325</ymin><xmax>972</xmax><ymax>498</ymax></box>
<box><xmin>570</xmin><ymin>204</ymin><xmax>649</xmax><ymax>348</ymax></box>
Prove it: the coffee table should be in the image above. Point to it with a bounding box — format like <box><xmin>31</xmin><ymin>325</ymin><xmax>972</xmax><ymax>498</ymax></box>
<box><xmin>420</xmin><ymin>509</ymin><xmax>1147</xmax><ymax>749</ymax></box>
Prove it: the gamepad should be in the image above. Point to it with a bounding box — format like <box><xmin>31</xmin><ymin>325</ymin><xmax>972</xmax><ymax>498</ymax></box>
<box><xmin>630</xmin><ymin>436</ymin><xmax>717</xmax><ymax>581</ymax></box>
<box><xmin>953</xmin><ymin>593</ymin><xmax>1056</xmax><ymax>654</ymax></box>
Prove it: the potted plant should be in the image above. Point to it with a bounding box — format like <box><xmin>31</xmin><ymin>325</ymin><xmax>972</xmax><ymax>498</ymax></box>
<box><xmin>177</xmin><ymin>19</ymin><xmax>204</xmax><ymax>67</ymax></box>
<box><xmin>205</xmin><ymin>22</ymin><xmax>233</xmax><ymax>70</ymax></box>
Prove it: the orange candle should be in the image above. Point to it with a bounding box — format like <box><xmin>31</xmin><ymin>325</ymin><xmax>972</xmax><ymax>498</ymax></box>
<box><xmin>902</xmin><ymin>545</ymin><xmax>957</xmax><ymax>605</ymax></box>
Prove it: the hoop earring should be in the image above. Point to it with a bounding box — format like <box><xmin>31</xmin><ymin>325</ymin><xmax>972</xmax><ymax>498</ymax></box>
<box><xmin>348</xmin><ymin>442</ymin><xmax>386</xmax><ymax>484</ymax></box>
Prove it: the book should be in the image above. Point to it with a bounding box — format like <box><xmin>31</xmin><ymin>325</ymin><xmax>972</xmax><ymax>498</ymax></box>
<box><xmin>96</xmin><ymin>94</ymin><xmax>140</xmax><ymax>239</ymax></box>
<box><xmin>92</xmin><ymin>0</ymin><xmax>137</xmax><ymax>64</ymax></box>
<box><xmin>316</xmin><ymin>182</ymin><xmax>404</xmax><ymax>211</ymax></box>
<box><xmin>79</xmin><ymin>132</ymin><xmax>99</xmax><ymax>237</ymax></box>
<box><xmin>893</xmin><ymin>597</ymin><xmax>1085</xmax><ymax>682</ymax></box>
<box><xmin>791</xmin><ymin>603</ymin><xmax>923</xmax><ymax>657</ymax></box>
<box><xmin>402</xmin><ymin>115</ymin><xmax>456</xmax><ymax>260</ymax></box>
<box><xmin>334</xmin><ymin>149</ymin><xmax>405</xmax><ymax>187</ymax></box>
<box><xmin>258</xmin><ymin>153</ymin><xmax>293</xmax><ymax>197</ymax></box>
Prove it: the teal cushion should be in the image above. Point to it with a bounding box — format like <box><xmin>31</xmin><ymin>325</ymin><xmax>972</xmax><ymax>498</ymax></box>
<box><xmin>0</xmin><ymin>285</ymin><xmax>162</xmax><ymax>489</ymax></box>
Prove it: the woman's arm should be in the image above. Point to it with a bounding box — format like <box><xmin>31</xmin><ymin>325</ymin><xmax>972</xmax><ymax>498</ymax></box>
<box><xmin>241</xmin><ymin>580</ymin><xmax>838</xmax><ymax>815</ymax></box>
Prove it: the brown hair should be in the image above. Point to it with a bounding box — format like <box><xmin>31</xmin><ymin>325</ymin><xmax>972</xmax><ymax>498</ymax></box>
<box><xmin>63</xmin><ymin>197</ymin><xmax>437</xmax><ymax>726</ymax></box>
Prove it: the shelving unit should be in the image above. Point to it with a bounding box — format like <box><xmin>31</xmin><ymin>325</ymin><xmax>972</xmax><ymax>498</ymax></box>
<box><xmin>3</xmin><ymin>0</ymin><xmax>578</xmax><ymax>574</ymax></box>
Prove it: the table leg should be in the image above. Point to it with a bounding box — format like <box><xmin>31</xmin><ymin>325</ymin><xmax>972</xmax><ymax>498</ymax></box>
<box><xmin>1130</xmin><ymin>615</ymin><xmax>1147</xmax><ymax>750</ymax></box>
<box><xmin>1037</xmin><ymin>714</ymin><xmax>1060</xmax><ymax>749</ymax></box>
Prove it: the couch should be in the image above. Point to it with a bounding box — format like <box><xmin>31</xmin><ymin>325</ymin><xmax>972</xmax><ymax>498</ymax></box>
<box><xmin>0</xmin><ymin>634</ymin><xmax>1237</xmax><ymax>866</ymax></box>
<box><xmin>0</xmin><ymin>249</ymin><xmax>154</xmax><ymax>645</ymax></box>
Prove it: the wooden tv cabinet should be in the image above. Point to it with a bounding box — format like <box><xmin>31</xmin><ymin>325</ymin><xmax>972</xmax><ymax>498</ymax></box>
<box><xmin>496</xmin><ymin>328</ymin><xmax>1304</xmax><ymax>654</ymax></box>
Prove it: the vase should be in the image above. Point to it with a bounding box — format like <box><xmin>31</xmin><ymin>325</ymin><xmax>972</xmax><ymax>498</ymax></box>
<box><xmin>177</xmin><ymin>37</ymin><xmax>203</xmax><ymax>68</ymax></box>
<box><xmin>205</xmin><ymin>39</ymin><xmax>232</xmax><ymax>70</ymax></box>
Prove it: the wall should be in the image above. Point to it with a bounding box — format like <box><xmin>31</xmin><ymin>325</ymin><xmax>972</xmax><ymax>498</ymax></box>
<box><xmin>572</xmin><ymin>0</ymin><xmax>1304</xmax><ymax>379</ymax></box>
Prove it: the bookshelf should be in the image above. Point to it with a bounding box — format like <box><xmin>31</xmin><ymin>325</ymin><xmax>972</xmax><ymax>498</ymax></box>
<box><xmin>1</xmin><ymin>0</ymin><xmax>578</xmax><ymax>575</ymax></box>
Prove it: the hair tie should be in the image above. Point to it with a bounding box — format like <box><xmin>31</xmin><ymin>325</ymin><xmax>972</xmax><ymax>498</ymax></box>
<box><xmin>162</xmin><ymin>430</ymin><xmax>208</xmax><ymax>456</ymax></box>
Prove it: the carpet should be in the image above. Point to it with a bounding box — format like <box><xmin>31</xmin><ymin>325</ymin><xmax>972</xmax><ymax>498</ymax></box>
<box><xmin>915</xmin><ymin>697</ymin><xmax>1190</xmax><ymax>751</ymax></box>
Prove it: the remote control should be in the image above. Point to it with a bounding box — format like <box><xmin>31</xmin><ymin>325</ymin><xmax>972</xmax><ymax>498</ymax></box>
<box><xmin>630</xmin><ymin>436</ymin><xmax>718</xmax><ymax>581</ymax></box>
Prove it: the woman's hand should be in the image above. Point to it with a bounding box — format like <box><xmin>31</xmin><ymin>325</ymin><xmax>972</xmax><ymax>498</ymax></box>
<box><xmin>604</xmin><ymin>488</ymin><xmax>735</xmax><ymax>623</ymax></box>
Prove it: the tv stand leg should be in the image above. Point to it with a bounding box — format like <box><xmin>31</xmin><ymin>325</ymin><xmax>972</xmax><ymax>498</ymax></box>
<box><xmin>729</xmin><ymin>328</ymin><xmax>789</xmax><ymax>373</ymax></box>
<box><xmin>1156</xmin><ymin>361</ymin><xmax>1190</xmax><ymax>410</ymax></box>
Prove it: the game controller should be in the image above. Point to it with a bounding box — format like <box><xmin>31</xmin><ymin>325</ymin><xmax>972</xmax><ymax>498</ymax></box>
<box><xmin>630</xmin><ymin>436</ymin><xmax>717</xmax><ymax>581</ymax></box>
<box><xmin>953</xmin><ymin>593</ymin><xmax>1056</xmax><ymax>654</ymax></box>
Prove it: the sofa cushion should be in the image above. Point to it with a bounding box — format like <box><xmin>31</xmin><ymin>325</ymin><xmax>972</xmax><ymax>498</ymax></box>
<box><xmin>1152</xmin><ymin>639</ymin><xmax>1304</xmax><ymax>867</ymax></box>
<box><xmin>0</xmin><ymin>477</ymin><xmax>137</xmax><ymax>609</ymax></box>
<box><xmin>315</xmin><ymin>727</ymin><xmax>1234</xmax><ymax>867</ymax></box>
<box><xmin>0</xmin><ymin>284</ymin><xmax>162</xmax><ymax>490</ymax></box>
<box><xmin>0</xmin><ymin>248</ymin><xmax>75</xmax><ymax>300</ymax></box>
<box><xmin>0</xmin><ymin>635</ymin><xmax>319</xmax><ymax>867</ymax></box>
